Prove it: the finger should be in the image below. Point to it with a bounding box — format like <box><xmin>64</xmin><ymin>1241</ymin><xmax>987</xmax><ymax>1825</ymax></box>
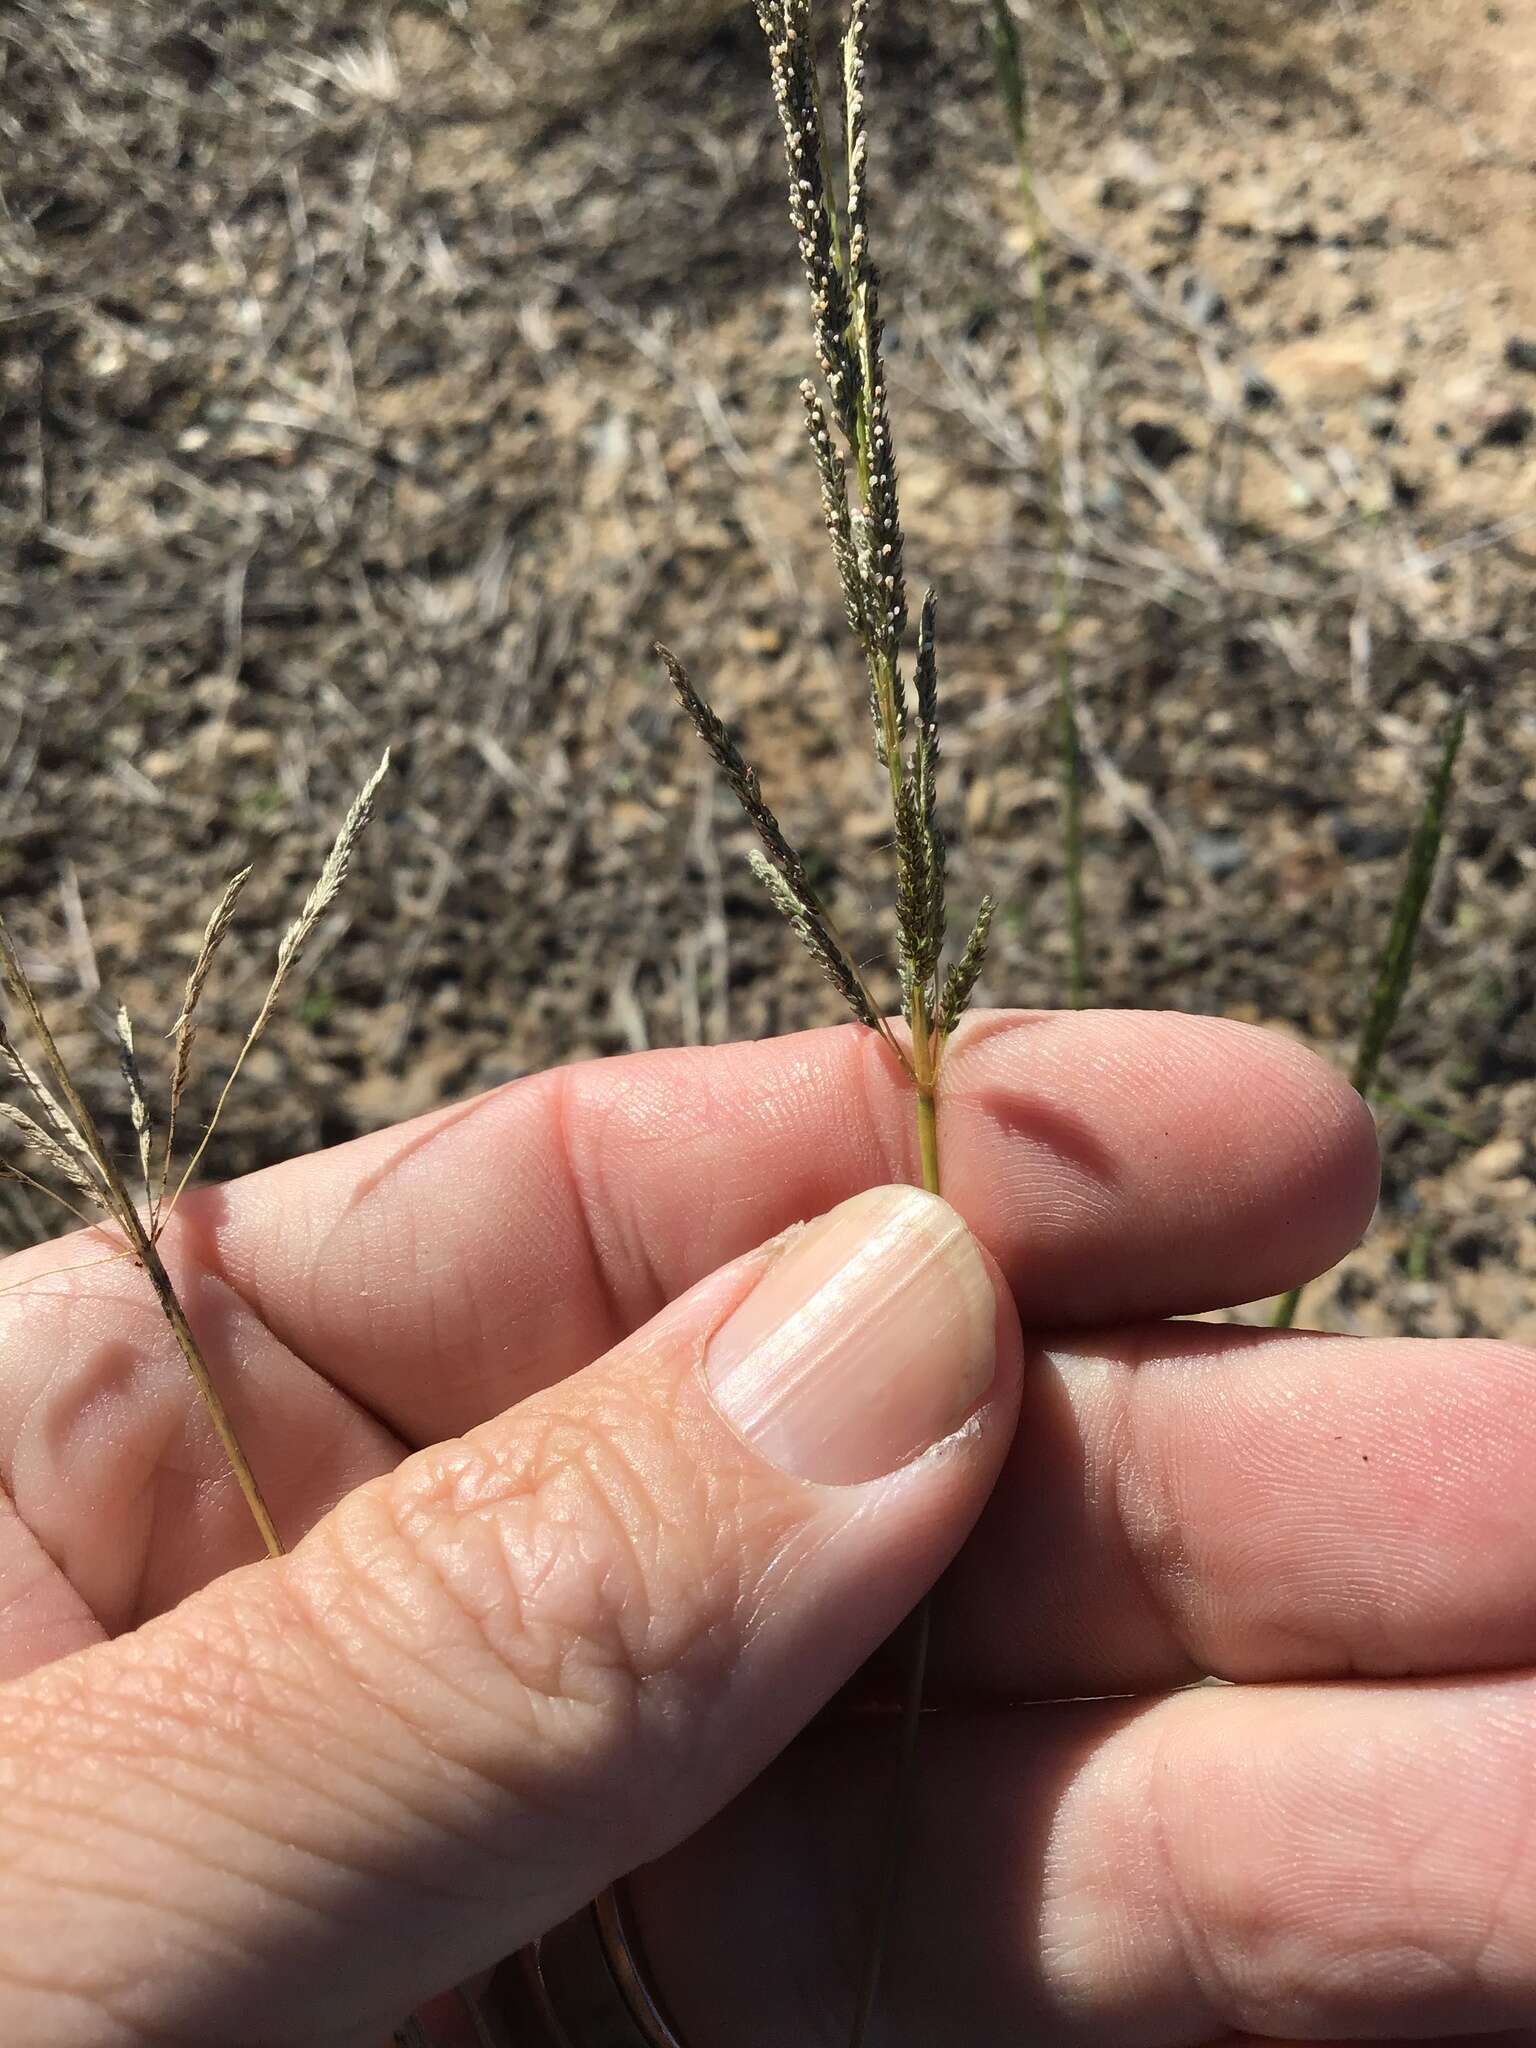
<box><xmin>0</xmin><ymin>1012</ymin><xmax>1377</xmax><ymax>1462</ymax></box>
<box><xmin>635</xmin><ymin>1672</ymin><xmax>1536</xmax><ymax>2047</ymax></box>
<box><xmin>0</xmin><ymin>1256</ymin><xmax>404</xmax><ymax>1648</ymax></box>
<box><xmin>0</xmin><ymin>1188</ymin><xmax>1020</xmax><ymax>2046</ymax></box>
<box><xmin>929</xmin><ymin>1328</ymin><xmax>1536</xmax><ymax>1700</ymax></box>
<box><xmin>0</xmin><ymin>1486</ymin><xmax>102</xmax><ymax>1682</ymax></box>
<box><xmin>0</xmin><ymin>1012</ymin><xmax>1370</xmax><ymax>1634</ymax></box>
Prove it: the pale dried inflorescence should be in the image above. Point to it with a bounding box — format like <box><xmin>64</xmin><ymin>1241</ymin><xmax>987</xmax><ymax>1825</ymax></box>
<box><xmin>162</xmin><ymin>864</ymin><xmax>252</xmax><ymax>1219</ymax></box>
<box><xmin>0</xmin><ymin>754</ymin><xmax>392</xmax><ymax>1555</ymax></box>
<box><xmin>113</xmin><ymin>1004</ymin><xmax>154</xmax><ymax>1207</ymax></box>
<box><xmin>169</xmin><ymin>750</ymin><xmax>392</xmax><ymax>1209</ymax></box>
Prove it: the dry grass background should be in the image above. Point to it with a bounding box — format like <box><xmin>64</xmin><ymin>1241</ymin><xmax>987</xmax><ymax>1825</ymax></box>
<box><xmin>2</xmin><ymin>0</ymin><xmax>1534</xmax><ymax>1335</ymax></box>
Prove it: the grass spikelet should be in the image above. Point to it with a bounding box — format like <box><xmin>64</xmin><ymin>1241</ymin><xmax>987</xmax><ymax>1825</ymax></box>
<box><xmin>911</xmin><ymin>590</ymin><xmax>945</xmax><ymax>965</ymax></box>
<box><xmin>114</xmin><ymin>1004</ymin><xmax>154</xmax><ymax>1208</ymax></box>
<box><xmin>1274</xmin><ymin>694</ymin><xmax>1467</xmax><ymax>1330</ymax></box>
<box><xmin>894</xmin><ymin>778</ymin><xmax>941</xmax><ymax>992</ymax></box>
<box><xmin>941</xmin><ymin>894</ymin><xmax>996</xmax><ymax>1036</ymax></box>
<box><xmin>161</xmin><ymin>864</ymin><xmax>252</xmax><ymax>1216</ymax></box>
<box><xmin>746</xmin><ymin>851</ymin><xmax>882</xmax><ymax>1030</ymax></box>
<box><xmin>913</xmin><ymin>590</ymin><xmax>940</xmax><ymax>764</ymax></box>
<box><xmin>660</xmin><ymin>646</ymin><xmax>818</xmax><ymax>901</ymax></box>
<box><xmin>760</xmin><ymin>0</ymin><xmax>860</xmax><ymax>443</ymax></box>
<box><xmin>0</xmin><ymin>1017</ymin><xmax>94</xmax><ymax>1170</ymax></box>
<box><xmin>275</xmin><ymin>751</ymin><xmax>391</xmax><ymax>982</ymax></box>
<box><xmin>0</xmin><ymin>1100</ymin><xmax>106</xmax><ymax>1208</ymax></box>
<box><xmin>169</xmin><ymin>752</ymin><xmax>391</xmax><ymax>1211</ymax></box>
<box><xmin>803</xmin><ymin>381</ymin><xmax>867</xmax><ymax>642</ymax></box>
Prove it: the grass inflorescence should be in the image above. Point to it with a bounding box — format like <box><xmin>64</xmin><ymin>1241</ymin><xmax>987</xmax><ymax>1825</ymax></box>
<box><xmin>668</xmin><ymin>0</ymin><xmax>995</xmax><ymax>1186</ymax></box>
<box><xmin>664</xmin><ymin>3</ymin><xmax>996</xmax><ymax>2038</ymax></box>
<box><xmin>0</xmin><ymin>753</ymin><xmax>390</xmax><ymax>1555</ymax></box>
<box><xmin>0</xmin><ymin>747</ymin><xmax>487</xmax><ymax>2047</ymax></box>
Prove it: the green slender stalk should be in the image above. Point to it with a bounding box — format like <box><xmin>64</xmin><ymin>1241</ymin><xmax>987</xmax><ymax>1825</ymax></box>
<box><xmin>1274</xmin><ymin>695</ymin><xmax>1467</xmax><ymax>1330</ymax></box>
<box><xmin>1076</xmin><ymin>0</ymin><xmax>1114</xmax><ymax>66</ymax></box>
<box><xmin>990</xmin><ymin>0</ymin><xmax>1087</xmax><ymax>1007</ymax></box>
<box><xmin>1368</xmin><ymin>1089</ymin><xmax>1475</xmax><ymax>1144</ymax></box>
<box><xmin>846</xmin><ymin>981</ymin><xmax>941</xmax><ymax>2044</ymax></box>
<box><xmin>911</xmin><ymin>987</ymin><xmax>941</xmax><ymax>1197</ymax></box>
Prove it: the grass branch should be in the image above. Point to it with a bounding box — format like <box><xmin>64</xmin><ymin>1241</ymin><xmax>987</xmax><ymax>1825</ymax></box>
<box><xmin>846</xmin><ymin>1590</ymin><xmax>932</xmax><ymax>2048</ymax></box>
<box><xmin>166</xmin><ymin>753</ymin><xmax>390</xmax><ymax>1220</ymax></box>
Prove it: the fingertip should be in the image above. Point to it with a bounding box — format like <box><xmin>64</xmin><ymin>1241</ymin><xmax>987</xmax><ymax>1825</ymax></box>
<box><xmin>974</xmin><ymin>1230</ymin><xmax>1026</xmax><ymax>1445</ymax></box>
<box><xmin>939</xmin><ymin>1009</ymin><xmax>1383</xmax><ymax>1318</ymax></box>
<box><xmin>1289</xmin><ymin>1031</ymin><xmax>1382</xmax><ymax>1204</ymax></box>
<box><xmin>1212</xmin><ymin>1018</ymin><xmax>1382</xmax><ymax>1282</ymax></box>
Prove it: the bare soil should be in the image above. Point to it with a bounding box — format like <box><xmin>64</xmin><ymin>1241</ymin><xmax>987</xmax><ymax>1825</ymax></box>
<box><xmin>2</xmin><ymin>0</ymin><xmax>1534</xmax><ymax>1337</ymax></box>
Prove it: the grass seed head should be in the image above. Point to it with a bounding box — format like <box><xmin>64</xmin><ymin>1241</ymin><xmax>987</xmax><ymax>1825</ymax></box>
<box><xmin>113</xmin><ymin>1004</ymin><xmax>154</xmax><ymax>1202</ymax></box>
<box><xmin>275</xmin><ymin>750</ymin><xmax>391</xmax><ymax>981</ymax></box>
<box><xmin>747</xmin><ymin>850</ymin><xmax>881</xmax><ymax>1030</ymax></box>
<box><xmin>761</xmin><ymin>0</ymin><xmax>862</xmax><ymax>446</ymax></box>
<box><xmin>659</xmin><ymin>646</ymin><xmax>819</xmax><ymax>901</ymax></box>
<box><xmin>0</xmin><ymin>1017</ymin><xmax>93</xmax><ymax>1170</ymax></box>
<box><xmin>941</xmin><ymin>895</ymin><xmax>996</xmax><ymax>1035</ymax></box>
<box><xmin>0</xmin><ymin>1101</ymin><xmax>106</xmax><ymax>1207</ymax></box>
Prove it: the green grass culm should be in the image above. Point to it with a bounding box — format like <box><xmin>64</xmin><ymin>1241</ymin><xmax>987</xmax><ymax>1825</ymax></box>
<box><xmin>1274</xmin><ymin>693</ymin><xmax>1467</xmax><ymax>1331</ymax></box>
<box><xmin>989</xmin><ymin>0</ymin><xmax>1088</xmax><ymax>1009</ymax></box>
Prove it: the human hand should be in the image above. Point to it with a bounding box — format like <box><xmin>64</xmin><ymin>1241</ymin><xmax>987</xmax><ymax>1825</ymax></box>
<box><xmin>0</xmin><ymin>1010</ymin><xmax>1506</xmax><ymax>2047</ymax></box>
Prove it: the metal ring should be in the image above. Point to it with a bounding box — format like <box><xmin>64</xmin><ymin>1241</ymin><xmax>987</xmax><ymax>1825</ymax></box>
<box><xmin>502</xmin><ymin>1884</ymin><xmax>685</xmax><ymax>2048</ymax></box>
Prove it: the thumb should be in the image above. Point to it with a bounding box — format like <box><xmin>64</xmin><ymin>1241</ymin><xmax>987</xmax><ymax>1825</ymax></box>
<box><xmin>0</xmin><ymin>1185</ymin><xmax>1020</xmax><ymax>2046</ymax></box>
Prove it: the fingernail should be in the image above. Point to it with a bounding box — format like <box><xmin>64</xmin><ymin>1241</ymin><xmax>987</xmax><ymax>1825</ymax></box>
<box><xmin>706</xmin><ymin>1186</ymin><xmax>997</xmax><ymax>1485</ymax></box>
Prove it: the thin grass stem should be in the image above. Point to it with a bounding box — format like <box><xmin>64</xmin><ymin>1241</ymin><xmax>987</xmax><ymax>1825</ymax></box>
<box><xmin>990</xmin><ymin>0</ymin><xmax>1087</xmax><ymax>1008</ymax></box>
<box><xmin>1274</xmin><ymin>695</ymin><xmax>1467</xmax><ymax>1330</ymax></box>
<box><xmin>847</xmin><ymin>983</ymin><xmax>940</xmax><ymax>2048</ymax></box>
<box><xmin>1369</xmin><ymin>1089</ymin><xmax>1476</xmax><ymax>1143</ymax></box>
<box><xmin>0</xmin><ymin>1160</ymin><xmax>100</xmax><ymax>1233</ymax></box>
<box><xmin>847</xmin><ymin>1591</ymin><xmax>931</xmax><ymax>2048</ymax></box>
<box><xmin>0</xmin><ymin>1244</ymin><xmax>138</xmax><ymax>1300</ymax></box>
<box><xmin>151</xmin><ymin>1240</ymin><xmax>282</xmax><ymax>1556</ymax></box>
<box><xmin>679</xmin><ymin>20</ymin><xmax>995</xmax><ymax>2040</ymax></box>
